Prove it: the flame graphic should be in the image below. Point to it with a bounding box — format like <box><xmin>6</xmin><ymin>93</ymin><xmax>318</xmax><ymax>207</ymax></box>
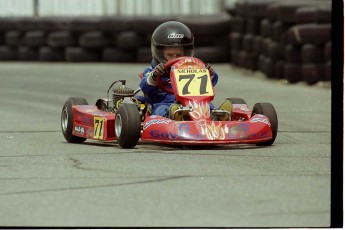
<box><xmin>189</xmin><ymin>101</ymin><xmax>210</xmax><ymax>119</ymax></box>
<box><xmin>198</xmin><ymin>121</ymin><xmax>229</xmax><ymax>140</ymax></box>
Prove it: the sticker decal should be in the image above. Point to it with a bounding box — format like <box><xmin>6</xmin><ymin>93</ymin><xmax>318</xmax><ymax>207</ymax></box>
<box><xmin>74</xmin><ymin>125</ymin><xmax>85</xmax><ymax>135</ymax></box>
<box><xmin>174</xmin><ymin>69</ymin><xmax>213</xmax><ymax>96</ymax></box>
<box><xmin>143</xmin><ymin>119</ymin><xmax>171</xmax><ymax>130</ymax></box>
<box><xmin>168</xmin><ymin>33</ymin><xmax>184</xmax><ymax>39</ymax></box>
<box><xmin>250</xmin><ymin>115</ymin><xmax>271</xmax><ymax>127</ymax></box>
<box><xmin>94</xmin><ymin>117</ymin><xmax>105</xmax><ymax>139</ymax></box>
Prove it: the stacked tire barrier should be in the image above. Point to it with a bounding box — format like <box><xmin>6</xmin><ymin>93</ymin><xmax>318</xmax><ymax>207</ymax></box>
<box><xmin>228</xmin><ymin>0</ymin><xmax>331</xmax><ymax>84</ymax></box>
<box><xmin>0</xmin><ymin>14</ymin><xmax>231</xmax><ymax>63</ymax></box>
<box><xmin>0</xmin><ymin>1</ymin><xmax>331</xmax><ymax>85</ymax></box>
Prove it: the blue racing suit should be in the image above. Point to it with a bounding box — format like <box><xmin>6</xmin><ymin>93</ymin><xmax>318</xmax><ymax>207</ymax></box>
<box><xmin>136</xmin><ymin>60</ymin><xmax>218</xmax><ymax>117</ymax></box>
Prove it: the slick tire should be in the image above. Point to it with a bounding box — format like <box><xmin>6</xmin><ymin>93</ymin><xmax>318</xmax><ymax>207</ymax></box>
<box><xmin>230</xmin><ymin>32</ymin><xmax>243</xmax><ymax>51</ymax></box>
<box><xmin>274</xmin><ymin>61</ymin><xmax>285</xmax><ymax>79</ymax></box>
<box><xmin>301</xmin><ymin>44</ymin><xmax>324</xmax><ymax>63</ymax></box>
<box><xmin>251</xmin><ymin>103</ymin><xmax>278</xmax><ymax>146</ymax></box>
<box><xmin>136</xmin><ymin>47</ymin><xmax>152</xmax><ymax>63</ymax></box>
<box><xmin>246</xmin><ymin>18</ymin><xmax>260</xmax><ymax>35</ymax></box>
<box><xmin>285</xmin><ymin>44</ymin><xmax>301</xmax><ymax>64</ymax></box>
<box><xmin>116</xmin><ymin>31</ymin><xmax>145</xmax><ymax>50</ymax></box>
<box><xmin>231</xmin><ymin>16</ymin><xmax>246</xmax><ymax>34</ymax></box>
<box><xmin>61</xmin><ymin>97</ymin><xmax>88</xmax><ymax>143</ymax></box>
<box><xmin>70</xmin><ymin>17</ymin><xmax>100</xmax><ymax>32</ymax></box>
<box><xmin>39</xmin><ymin>17</ymin><xmax>71</xmax><ymax>32</ymax></box>
<box><xmin>39</xmin><ymin>46</ymin><xmax>65</xmax><ymax>61</ymax></box>
<box><xmin>287</xmin><ymin>23</ymin><xmax>331</xmax><ymax>45</ymax></box>
<box><xmin>195</xmin><ymin>35</ymin><xmax>230</xmax><ymax>48</ymax></box>
<box><xmin>23</xmin><ymin>30</ymin><xmax>46</xmax><ymax>47</ymax></box>
<box><xmin>302</xmin><ymin>63</ymin><xmax>325</xmax><ymax>85</ymax></box>
<box><xmin>133</xmin><ymin>16</ymin><xmax>177</xmax><ymax>34</ymax></box>
<box><xmin>0</xmin><ymin>17</ymin><xmax>18</xmax><ymax>32</ymax></box>
<box><xmin>259</xmin><ymin>55</ymin><xmax>274</xmax><ymax>78</ymax></box>
<box><xmin>284</xmin><ymin>63</ymin><xmax>302</xmax><ymax>83</ymax></box>
<box><xmin>263</xmin><ymin>57</ymin><xmax>274</xmax><ymax>79</ymax></box>
<box><xmin>0</xmin><ymin>46</ymin><xmax>18</xmax><ymax>60</ymax></box>
<box><xmin>295</xmin><ymin>4</ymin><xmax>331</xmax><ymax>24</ymax></box>
<box><xmin>65</xmin><ymin>47</ymin><xmax>101</xmax><ymax>62</ymax></box>
<box><xmin>252</xmin><ymin>36</ymin><xmax>263</xmax><ymax>56</ymax></box>
<box><xmin>245</xmin><ymin>0</ymin><xmax>278</xmax><ymax>19</ymax></box>
<box><xmin>260</xmin><ymin>19</ymin><xmax>272</xmax><ymax>38</ymax></box>
<box><xmin>5</xmin><ymin>30</ymin><xmax>23</xmax><ymax>47</ymax></box>
<box><xmin>102</xmin><ymin>47</ymin><xmax>135</xmax><ymax>62</ymax></box>
<box><xmin>177</xmin><ymin>13</ymin><xmax>231</xmax><ymax>36</ymax></box>
<box><xmin>100</xmin><ymin>16</ymin><xmax>133</xmax><ymax>32</ymax></box>
<box><xmin>227</xmin><ymin>98</ymin><xmax>247</xmax><ymax>105</ymax></box>
<box><xmin>243</xmin><ymin>34</ymin><xmax>253</xmax><ymax>53</ymax></box>
<box><xmin>324</xmin><ymin>41</ymin><xmax>331</xmax><ymax>61</ymax></box>
<box><xmin>79</xmin><ymin>31</ymin><xmax>109</xmax><ymax>49</ymax></box>
<box><xmin>47</xmin><ymin>31</ymin><xmax>77</xmax><ymax>48</ymax></box>
<box><xmin>267</xmin><ymin>41</ymin><xmax>283</xmax><ymax>60</ymax></box>
<box><xmin>272</xmin><ymin>21</ymin><xmax>290</xmax><ymax>42</ymax></box>
<box><xmin>242</xmin><ymin>52</ymin><xmax>258</xmax><ymax>71</ymax></box>
<box><xmin>18</xmin><ymin>46</ymin><xmax>38</xmax><ymax>61</ymax></box>
<box><xmin>194</xmin><ymin>47</ymin><xmax>229</xmax><ymax>63</ymax></box>
<box><xmin>115</xmin><ymin>103</ymin><xmax>141</xmax><ymax>148</ymax></box>
<box><xmin>276</xmin><ymin>1</ymin><xmax>325</xmax><ymax>23</ymax></box>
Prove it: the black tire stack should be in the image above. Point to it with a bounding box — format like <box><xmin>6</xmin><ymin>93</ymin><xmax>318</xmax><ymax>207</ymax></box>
<box><xmin>0</xmin><ymin>17</ymin><xmax>24</xmax><ymax>61</ymax></box>
<box><xmin>178</xmin><ymin>13</ymin><xmax>232</xmax><ymax>63</ymax></box>
<box><xmin>0</xmin><ymin>14</ymin><xmax>232</xmax><ymax>63</ymax></box>
<box><xmin>227</xmin><ymin>0</ymin><xmax>331</xmax><ymax>84</ymax></box>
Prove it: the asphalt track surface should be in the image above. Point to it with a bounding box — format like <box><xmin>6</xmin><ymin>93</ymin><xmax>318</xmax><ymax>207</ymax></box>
<box><xmin>0</xmin><ymin>62</ymin><xmax>331</xmax><ymax>227</ymax></box>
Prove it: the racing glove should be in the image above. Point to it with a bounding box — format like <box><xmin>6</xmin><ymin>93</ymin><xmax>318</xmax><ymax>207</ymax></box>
<box><xmin>151</xmin><ymin>63</ymin><xmax>167</xmax><ymax>81</ymax></box>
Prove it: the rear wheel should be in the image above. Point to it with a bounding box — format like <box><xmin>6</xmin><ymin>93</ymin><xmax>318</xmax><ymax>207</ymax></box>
<box><xmin>61</xmin><ymin>97</ymin><xmax>88</xmax><ymax>143</ymax></box>
<box><xmin>115</xmin><ymin>103</ymin><xmax>141</xmax><ymax>148</ymax></box>
<box><xmin>227</xmin><ymin>97</ymin><xmax>247</xmax><ymax>105</ymax></box>
<box><xmin>251</xmin><ymin>103</ymin><xmax>278</xmax><ymax>146</ymax></box>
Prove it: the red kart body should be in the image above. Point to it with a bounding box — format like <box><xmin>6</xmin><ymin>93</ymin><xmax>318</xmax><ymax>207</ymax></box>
<box><xmin>141</xmin><ymin>109</ymin><xmax>272</xmax><ymax>145</ymax></box>
<box><xmin>62</xmin><ymin>57</ymin><xmax>277</xmax><ymax>148</ymax></box>
<box><xmin>140</xmin><ymin>57</ymin><xmax>272</xmax><ymax>145</ymax></box>
<box><xmin>71</xmin><ymin>106</ymin><xmax>116</xmax><ymax>141</ymax></box>
<box><xmin>69</xmin><ymin>103</ymin><xmax>272</xmax><ymax>144</ymax></box>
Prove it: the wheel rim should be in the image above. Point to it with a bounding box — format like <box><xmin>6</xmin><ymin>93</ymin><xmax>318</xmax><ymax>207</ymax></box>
<box><xmin>115</xmin><ymin>114</ymin><xmax>122</xmax><ymax>137</ymax></box>
<box><xmin>61</xmin><ymin>106</ymin><xmax>68</xmax><ymax>132</ymax></box>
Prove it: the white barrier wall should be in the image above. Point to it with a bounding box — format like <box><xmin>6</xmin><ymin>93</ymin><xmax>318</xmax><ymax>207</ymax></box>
<box><xmin>0</xmin><ymin>0</ymin><xmax>34</xmax><ymax>16</ymax></box>
<box><xmin>0</xmin><ymin>0</ymin><xmax>237</xmax><ymax>16</ymax></box>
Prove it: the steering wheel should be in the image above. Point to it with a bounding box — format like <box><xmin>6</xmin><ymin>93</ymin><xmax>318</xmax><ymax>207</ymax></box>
<box><xmin>156</xmin><ymin>57</ymin><xmax>187</xmax><ymax>94</ymax></box>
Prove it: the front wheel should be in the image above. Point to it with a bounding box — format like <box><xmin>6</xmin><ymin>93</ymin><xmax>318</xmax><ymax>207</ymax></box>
<box><xmin>251</xmin><ymin>102</ymin><xmax>278</xmax><ymax>146</ymax></box>
<box><xmin>61</xmin><ymin>97</ymin><xmax>88</xmax><ymax>143</ymax></box>
<box><xmin>115</xmin><ymin>103</ymin><xmax>141</xmax><ymax>148</ymax></box>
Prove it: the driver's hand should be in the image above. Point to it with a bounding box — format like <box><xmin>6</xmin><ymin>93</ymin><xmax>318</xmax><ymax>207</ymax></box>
<box><xmin>151</xmin><ymin>63</ymin><xmax>167</xmax><ymax>81</ymax></box>
<box><xmin>205</xmin><ymin>63</ymin><xmax>214</xmax><ymax>76</ymax></box>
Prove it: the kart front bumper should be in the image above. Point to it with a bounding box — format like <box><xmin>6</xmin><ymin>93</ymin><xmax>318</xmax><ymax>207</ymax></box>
<box><xmin>140</xmin><ymin>115</ymin><xmax>273</xmax><ymax>145</ymax></box>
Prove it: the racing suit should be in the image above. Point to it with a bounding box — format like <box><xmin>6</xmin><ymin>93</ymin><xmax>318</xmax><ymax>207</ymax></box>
<box><xmin>137</xmin><ymin>60</ymin><xmax>219</xmax><ymax>117</ymax></box>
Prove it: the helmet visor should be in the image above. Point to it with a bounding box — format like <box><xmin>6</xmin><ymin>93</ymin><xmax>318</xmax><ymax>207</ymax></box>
<box><xmin>152</xmin><ymin>44</ymin><xmax>194</xmax><ymax>64</ymax></box>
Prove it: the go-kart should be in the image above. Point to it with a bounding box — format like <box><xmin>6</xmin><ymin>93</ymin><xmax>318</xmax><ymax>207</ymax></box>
<box><xmin>61</xmin><ymin>57</ymin><xmax>278</xmax><ymax>148</ymax></box>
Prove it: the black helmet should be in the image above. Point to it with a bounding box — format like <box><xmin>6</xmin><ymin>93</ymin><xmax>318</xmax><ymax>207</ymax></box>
<box><xmin>151</xmin><ymin>21</ymin><xmax>194</xmax><ymax>64</ymax></box>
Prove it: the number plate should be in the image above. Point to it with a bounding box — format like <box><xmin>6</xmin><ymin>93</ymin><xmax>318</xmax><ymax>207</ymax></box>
<box><xmin>174</xmin><ymin>69</ymin><xmax>213</xmax><ymax>96</ymax></box>
<box><xmin>94</xmin><ymin>117</ymin><xmax>105</xmax><ymax>139</ymax></box>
